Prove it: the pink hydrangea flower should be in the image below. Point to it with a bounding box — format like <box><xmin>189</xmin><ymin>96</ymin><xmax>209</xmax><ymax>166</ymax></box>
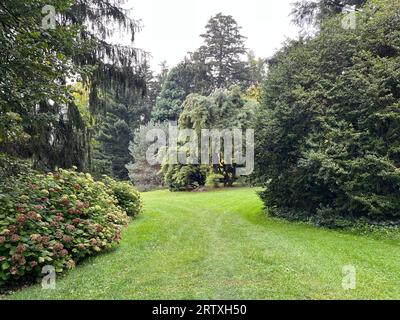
<box><xmin>10</xmin><ymin>234</ymin><xmax>20</xmax><ymax>242</ymax></box>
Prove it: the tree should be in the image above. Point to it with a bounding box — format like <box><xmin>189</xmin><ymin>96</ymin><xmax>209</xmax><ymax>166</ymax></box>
<box><xmin>0</xmin><ymin>0</ymin><xmax>145</xmax><ymax>171</ymax></box>
<box><xmin>185</xmin><ymin>51</ymin><xmax>214</xmax><ymax>95</ymax></box>
<box><xmin>146</xmin><ymin>61</ymin><xmax>169</xmax><ymax>118</ymax></box>
<box><xmin>93</xmin><ymin>72</ymin><xmax>153</xmax><ymax>181</ymax></box>
<box><xmin>170</xmin><ymin>86</ymin><xmax>258</xmax><ymax>189</ymax></box>
<box><xmin>162</xmin><ymin>164</ymin><xmax>208</xmax><ymax>192</ymax></box>
<box><xmin>150</xmin><ymin>13</ymin><xmax>262</xmax><ymax>124</ymax></box>
<box><xmin>151</xmin><ymin>61</ymin><xmax>198</xmax><ymax>122</ymax></box>
<box><xmin>255</xmin><ymin>0</ymin><xmax>400</xmax><ymax>226</ymax></box>
<box><xmin>93</xmin><ymin>102</ymin><xmax>136</xmax><ymax>180</ymax></box>
<box><xmin>199</xmin><ymin>13</ymin><xmax>247</xmax><ymax>88</ymax></box>
<box><xmin>241</xmin><ymin>51</ymin><xmax>267</xmax><ymax>89</ymax></box>
<box><xmin>0</xmin><ymin>0</ymin><xmax>87</xmax><ymax>169</ymax></box>
<box><xmin>126</xmin><ymin>121</ymin><xmax>167</xmax><ymax>191</ymax></box>
<box><xmin>93</xmin><ymin>58</ymin><xmax>169</xmax><ymax>181</ymax></box>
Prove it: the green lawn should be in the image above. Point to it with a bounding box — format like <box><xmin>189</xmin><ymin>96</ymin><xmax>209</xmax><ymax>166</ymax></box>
<box><xmin>7</xmin><ymin>188</ymin><xmax>400</xmax><ymax>299</ymax></box>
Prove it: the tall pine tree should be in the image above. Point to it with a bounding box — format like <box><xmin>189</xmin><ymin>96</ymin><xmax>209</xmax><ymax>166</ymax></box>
<box><xmin>199</xmin><ymin>13</ymin><xmax>247</xmax><ymax>88</ymax></box>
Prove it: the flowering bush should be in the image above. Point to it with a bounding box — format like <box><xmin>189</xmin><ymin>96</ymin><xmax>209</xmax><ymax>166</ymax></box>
<box><xmin>102</xmin><ymin>176</ymin><xmax>143</xmax><ymax>217</ymax></box>
<box><xmin>0</xmin><ymin>168</ymin><xmax>130</xmax><ymax>287</ymax></box>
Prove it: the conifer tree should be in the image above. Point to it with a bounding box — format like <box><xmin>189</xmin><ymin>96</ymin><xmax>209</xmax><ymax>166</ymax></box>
<box><xmin>199</xmin><ymin>13</ymin><xmax>247</xmax><ymax>88</ymax></box>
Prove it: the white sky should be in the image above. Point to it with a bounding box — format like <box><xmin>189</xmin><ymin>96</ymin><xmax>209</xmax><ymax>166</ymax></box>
<box><xmin>125</xmin><ymin>0</ymin><xmax>300</xmax><ymax>72</ymax></box>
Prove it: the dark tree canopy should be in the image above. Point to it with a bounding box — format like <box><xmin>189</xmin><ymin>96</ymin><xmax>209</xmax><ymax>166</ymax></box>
<box><xmin>0</xmin><ymin>0</ymin><xmax>146</xmax><ymax>171</ymax></box>
<box><xmin>151</xmin><ymin>61</ymin><xmax>198</xmax><ymax>122</ymax></box>
<box><xmin>255</xmin><ymin>0</ymin><xmax>400</xmax><ymax>226</ymax></box>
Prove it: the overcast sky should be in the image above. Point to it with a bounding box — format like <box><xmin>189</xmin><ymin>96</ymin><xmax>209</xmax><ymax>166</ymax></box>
<box><xmin>126</xmin><ymin>0</ymin><xmax>300</xmax><ymax>72</ymax></box>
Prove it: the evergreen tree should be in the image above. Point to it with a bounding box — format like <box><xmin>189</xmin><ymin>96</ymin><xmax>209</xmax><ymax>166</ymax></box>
<box><xmin>151</xmin><ymin>61</ymin><xmax>197</xmax><ymax>122</ymax></box>
<box><xmin>255</xmin><ymin>0</ymin><xmax>400</xmax><ymax>225</ymax></box>
<box><xmin>241</xmin><ymin>51</ymin><xmax>267</xmax><ymax>89</ymax></box>
<box><xmin>150</xmin><ymin>13</ymin><xmax>261</xmax><ymax>124</ymax></box>
<box><xmin>165</xmin><ymin>86</ymin><xmax>258</xmax><ymax>189</ymax></box>
<box><xmin>94</xmin><ymin>104</ymin><xmax>132</xmax><ymax>180</ymax></box>
<box><xmin>146</xmin><ymin>61</ymin><xmax>169</xmax><ymax>118</ymax></box>
<box><xmin>199</xmin><ymin>13</ymin><xmax>247</xmax><ymax>88</ymax></box>
<box><xmin>0</xmin><ymin>0</ymin><xmax>145</xmax><ymax>171</ymax></box>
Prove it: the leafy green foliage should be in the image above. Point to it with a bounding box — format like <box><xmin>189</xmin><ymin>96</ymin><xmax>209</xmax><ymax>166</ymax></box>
<box><xmin>0</xmin><ymin>0</ymin><xmax>89</xmax><ymax>169</ymax></box>
<box><xmin>175</xmin><ymin>86</ymin><xmax>258</xmax><ymax>189</ymax></box>
<box><xmin>0</xmin><ymin>154</ymin><xmax>32</xmax><ymax>186</ymax></box>
<box><xmin>93</xmin><ymin>105</ymin><xmax>132</xmax><ymax>180</ymax></box>
<box><xmin>179</xmin><ymin>86</ymin><xmax>258</xmax><ymax>132</ymax></box>
<box><xmin>160</xmin><ymin>85</ymin><xmax>258</xmax><ymax>191</ymax></box>
<box><xmin>206</xmin><ymin>173</ymin><xmax>224</xmax><ymax>188</ymax></box>
<box><xmin>0</xmin><ymin>167</ymin><xmax>130</xmax><ymax>287</ymax></box>
<box><xmin>92</xmin><ymin>59</ymin><xmax>159</xmax><ymax>181</ymax></box>
<box><xmin>102</xmin><ymin>177</ymin><xmax>143</xmax><ymax>217</ymax></box>
<box><xmin>151</xmin><ymin>14</ymin><xmax>265</xmax><ymax>123</ymax></box>
<box><xmin>162</xmin><ymin>164</ymin><xmax>208</xmax><ymax>192</ymax></box>
<box><xmin>151</xmin><ymin>64</ymin><xmax>197</xmax><ymax>122</ymax></box>
<box><xmin>255</xmin><ymin>0</ymin><xmax>400</xmax><ymax>226</ymax></box>
<box><xmin>0</xmin><ymin>0</ymin><xmax>145</xmax><ymax>172</ymax></box>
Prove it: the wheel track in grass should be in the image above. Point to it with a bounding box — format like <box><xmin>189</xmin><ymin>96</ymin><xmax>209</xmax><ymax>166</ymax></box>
<box><xmin>7</xmin><ymin>188</ymin><xmax>400</xmax><ymax>300</ymax></box>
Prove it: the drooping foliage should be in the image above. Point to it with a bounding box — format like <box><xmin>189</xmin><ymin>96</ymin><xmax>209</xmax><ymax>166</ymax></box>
<box><xmin>0</xmin><ymin>0</ymin><xmax>146</xmax><ymax>171</ymax></box>
<box><xmin>162</xmin><ymin>164</ymin><xmax>208</xmax><ymax>192</ymax></box>
<box><xmin>183</xmin><ymin>87</ymin><xmax>257</xmax><ymax>187</ymax></box>
<box><xmin>160</xmin><ymin>86</ymin><xmax>258</xmax><ymax>190</ymax></box>
<box><xmin>1</xmin><ymin>0</ymin><xmax>87</xmax><ymax>169</ymax></box>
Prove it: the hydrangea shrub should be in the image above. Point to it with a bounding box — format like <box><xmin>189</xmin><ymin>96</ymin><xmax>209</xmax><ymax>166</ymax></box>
<box><xmin>0</xmin><ymin>168</ymin><xmax>131</xmax><ymax>287</ymax></box>
<box><xmin>102</xmin><ymin>176</ymin><xmax>143</xmax><ymax>217</ymax></box>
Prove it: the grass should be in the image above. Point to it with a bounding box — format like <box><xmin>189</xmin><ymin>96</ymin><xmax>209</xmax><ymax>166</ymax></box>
<box><xmin>6</xmin><ymin>188</ymin><xmax>400</xmax><ymax>300</ymax></box>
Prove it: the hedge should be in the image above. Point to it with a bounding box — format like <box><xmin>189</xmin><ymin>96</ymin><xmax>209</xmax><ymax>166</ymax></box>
<box><xmin>0</xmin><ymin>167</ymin><xmax>141</xmax><ymax>287</ymax></box>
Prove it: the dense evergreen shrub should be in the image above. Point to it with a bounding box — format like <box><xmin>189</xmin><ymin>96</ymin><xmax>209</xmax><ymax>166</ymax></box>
<box><xmin>255</xmin><ymin>0</ymin><xmax>400</xmax><ymax>226</ymax></box>
<box><xmin>0</xmin><ymin>168</ymin><xmax>131</xmax><ymax>287</ymax></box>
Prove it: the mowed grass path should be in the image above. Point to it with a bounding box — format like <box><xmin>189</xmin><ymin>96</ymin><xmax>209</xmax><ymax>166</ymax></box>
<box><xmin>8</xmin><ymin>188</ymin><xmax>400</xmax><ymax>299</ymax></box>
